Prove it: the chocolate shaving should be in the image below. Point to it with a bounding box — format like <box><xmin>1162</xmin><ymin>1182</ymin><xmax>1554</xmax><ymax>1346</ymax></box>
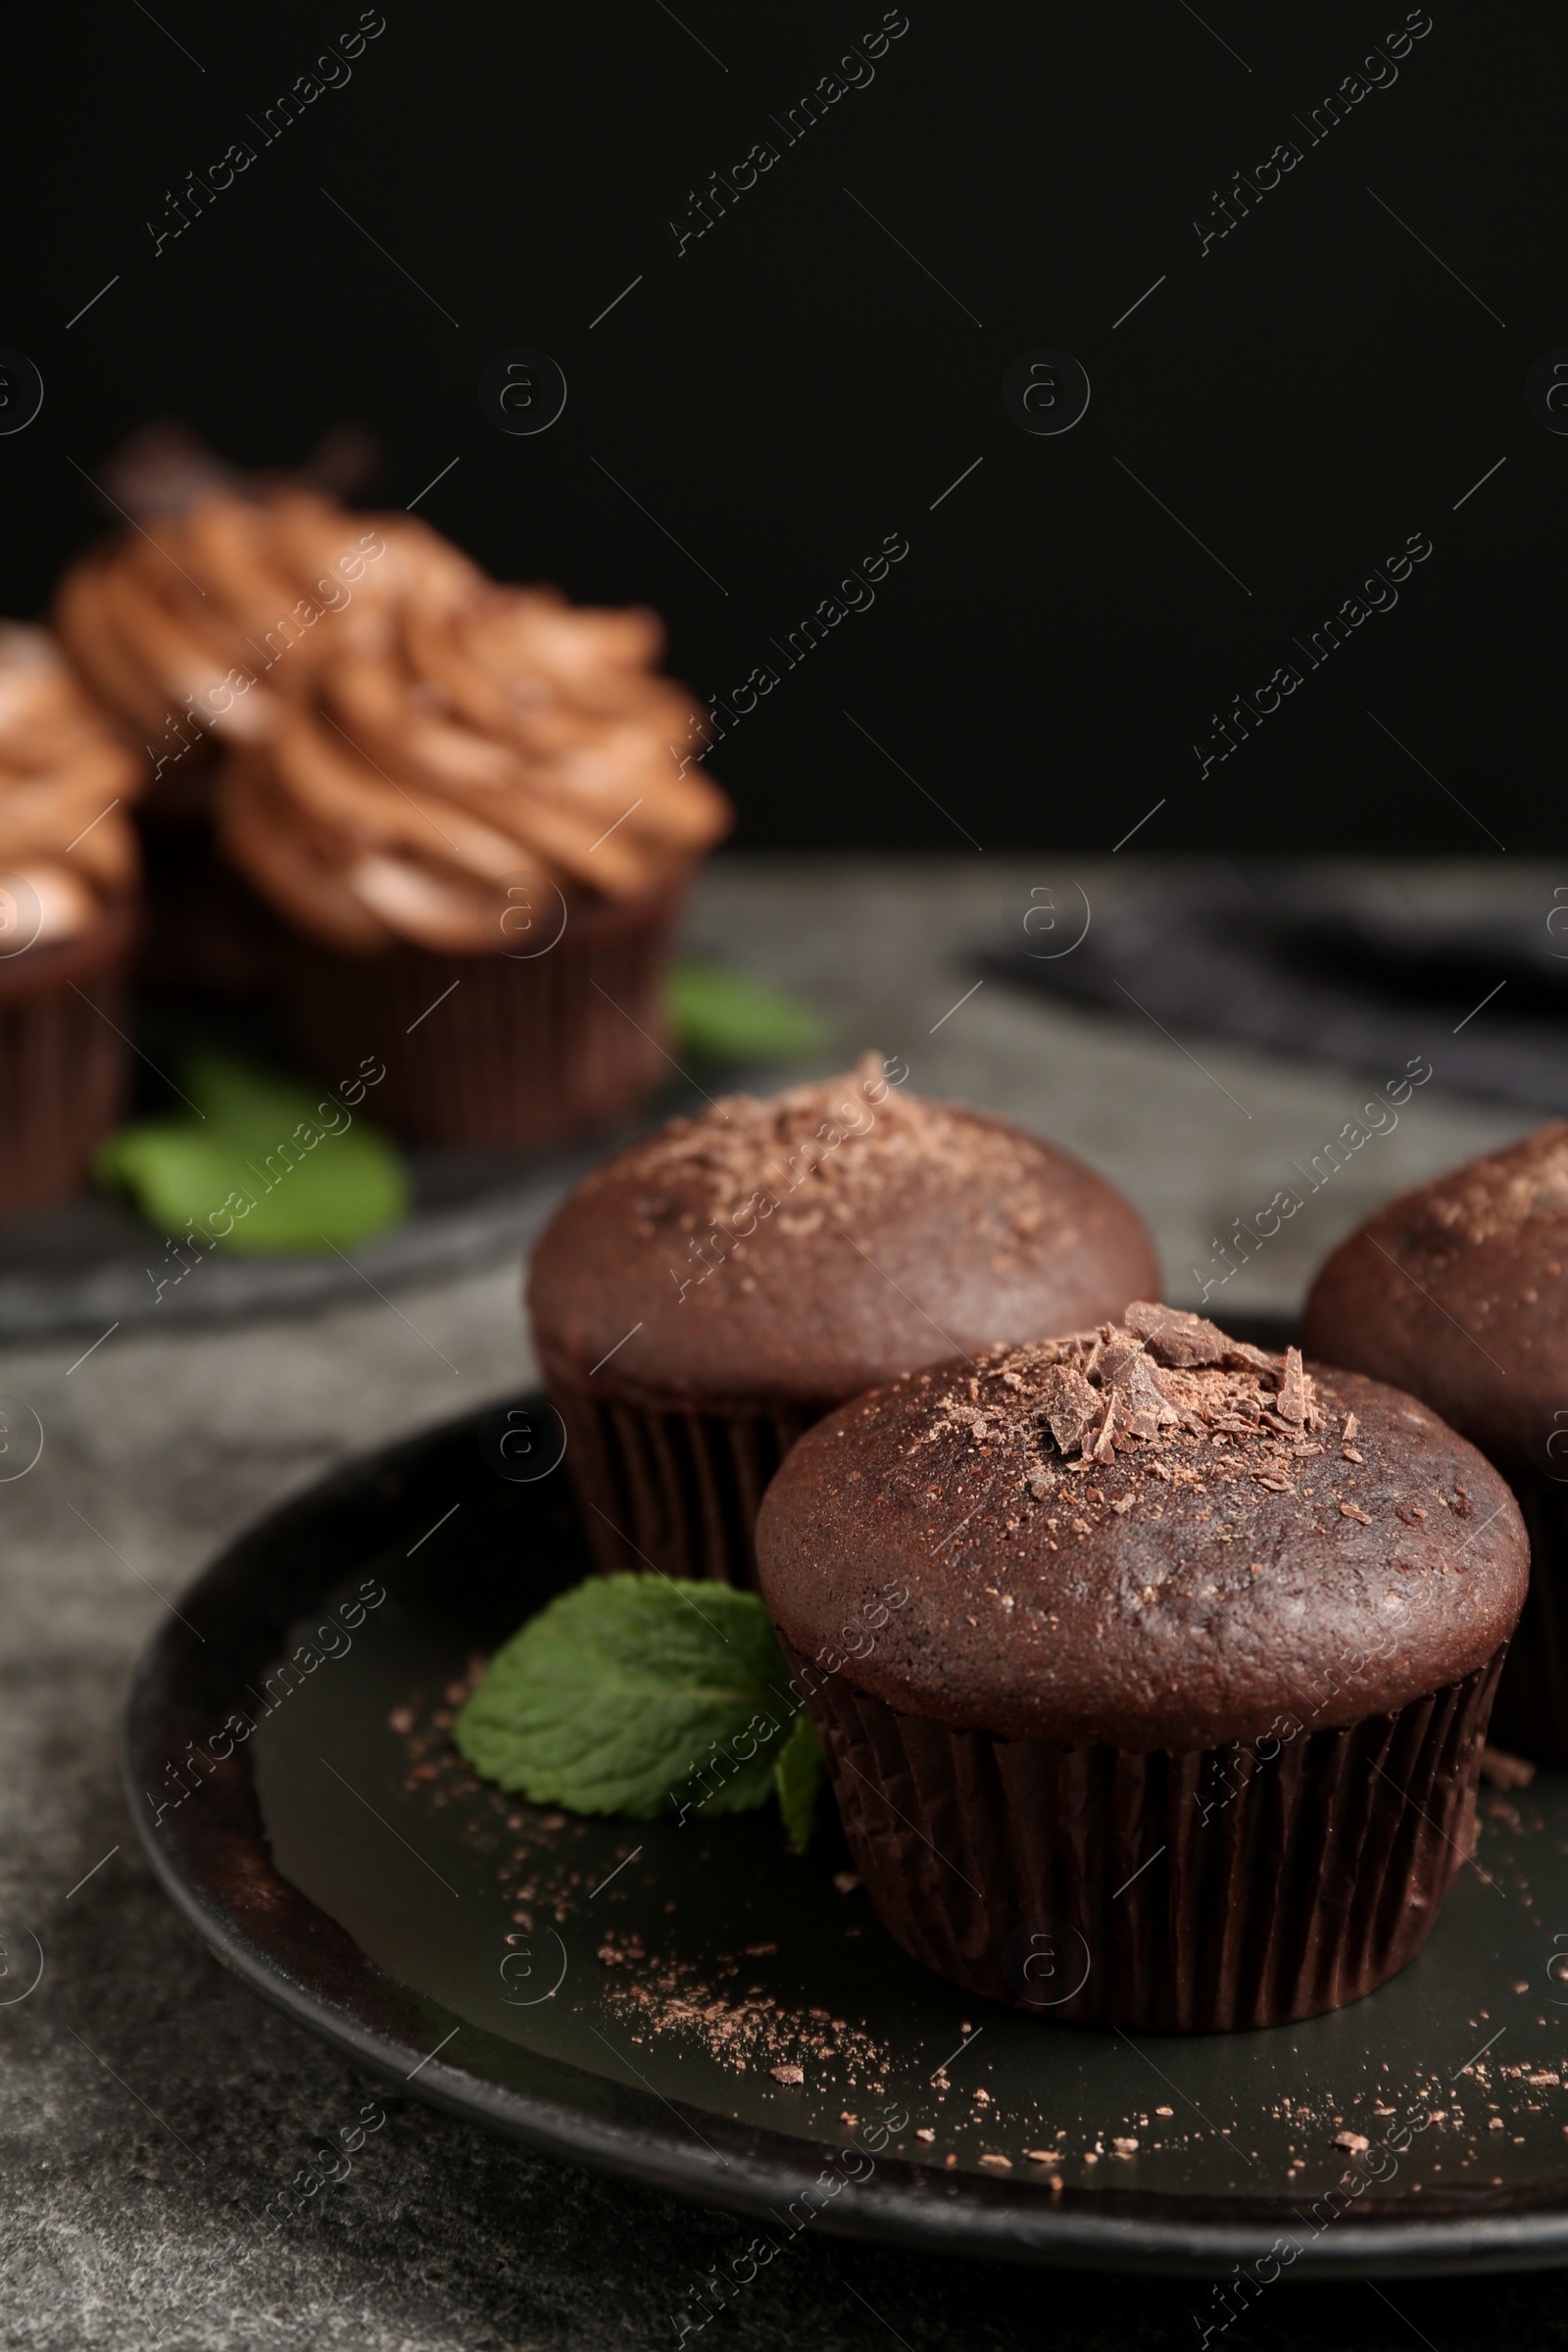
<box><xmin>1084</xmin><ymin>1332</ymin><xmax>1143</xmax><ymax>1387</ymax></box>
<box><xmin>1124</xmin><ymin>1300</ymin><xmax>1274</xmax><ymax>1372</ymax></box>
<box><xmin>1107</xmin><ymin>1348</ymin><xmax>1187</xmax><ymax>1441</ymax></box>
<box><xmin>1038</xmin><ymin>1362</ymin><xmax>1100</xmax><ymax>1454</ymax></box>
<box><xmin>1276</xmin><ymin>1346</ymin><xmax>1312</xmax><ymax>1425</ymax></box>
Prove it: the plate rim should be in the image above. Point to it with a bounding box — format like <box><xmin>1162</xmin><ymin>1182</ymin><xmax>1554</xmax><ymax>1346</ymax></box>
<box><xmin>122</xmin><ymin>1395</ymin><xmax>1568</xmax><ymax>2279</ymax></box>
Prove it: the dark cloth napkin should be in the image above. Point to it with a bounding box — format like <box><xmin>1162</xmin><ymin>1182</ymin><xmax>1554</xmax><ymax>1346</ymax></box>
<box><xmin>980</xmin><ymin>863</ymin><xmax>1568</xmax><ymax>1112</ymax></box>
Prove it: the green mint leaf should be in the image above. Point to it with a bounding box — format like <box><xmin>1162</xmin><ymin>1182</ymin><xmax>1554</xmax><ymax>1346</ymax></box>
<box><xmin>454</xmin><ymin>1574</ymin><xmax>806</xmax><ymax>1823</ymax></box>
<box><xmin>665</xmin><ymin>959</ymin><xmax>830</xmax><ymax>1064</ymax></box>
<box><xmin>96</xmin><ymin>1053</ymin><xmax>408</xmax><ymax>1255</ymax></box>
<box><xmin>772</xmin><ymin>1710</ymin><xmax>825</xmax><ymax>1853</ymax></box>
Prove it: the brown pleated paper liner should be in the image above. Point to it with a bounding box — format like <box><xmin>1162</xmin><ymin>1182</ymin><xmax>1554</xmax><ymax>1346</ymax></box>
<box><xmin>552</xmin><ymin>1384</ymin><xmax>831</xmax><ymax>1588</ymax></box>
<box><xmin>280</xmin><ymin>873</ymin><xmax>688</xmax><ymax>1150</ymax></box>
<box><xmin>788</xmin><ymin>1642</ymin><xmax>1505</xmax><ymax>2031</ymax></box>
<box><xmin>0</xmin><ymin>895</ymin><xmax>140</xmax><ymax>1219</ymax></box>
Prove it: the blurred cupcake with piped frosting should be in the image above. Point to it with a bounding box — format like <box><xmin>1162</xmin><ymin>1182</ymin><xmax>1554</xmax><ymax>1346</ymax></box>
<box><xmin>218</xmin><ymin>577</ymin><xmax>732</xmax><ymax>1146</ymax></box>
<box><xmin>54</xmin><ymin>475</ymin><xmax>473</xmax><ymax>795</ymax></box>
<box><xmin>51</xmin><ymin>425</ymin><xmax>472</xmax><ymax>994</ymax></box>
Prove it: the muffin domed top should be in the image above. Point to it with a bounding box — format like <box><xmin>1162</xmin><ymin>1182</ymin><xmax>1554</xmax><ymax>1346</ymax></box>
<box><xmin>218</xmin><ymin>582</ymin><xmax>731</xmax><ymax>953</ymax></box>
<box><xmin>0</xmin><ymin>627</ymin><xmax>142</xmax><ymax>942</ymax></box>
<box><xmin>527</xmin><ymin>1057</ymin><xmax>1160</xmax><ymax>1410</ymax></box>
<box><xmin>1302</xmin><ymin>1125</ymin><xmax>1568</xmax><ymax>1471</ymax></box>
<box><xmin>756</xmin><ymin>1303</ymin><xmax>1526</xmax><ymax>1749</ymax></box>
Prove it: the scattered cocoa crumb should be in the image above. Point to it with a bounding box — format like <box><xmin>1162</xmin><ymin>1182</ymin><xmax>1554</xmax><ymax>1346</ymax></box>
<box><xmin>388</xmin><ymin>1706</ymin><xmax>414</xmax><ymax>1735</ymax></box>
<box><xmin>1481</xmin><ymin>1747</ymin><xmax>1538</xmax><ymax>1790</ymax></box>
<box><xmin>979</xmin><ymin>2153</ymin><xmax>1012</xmax><ymax>2170</ymax></box>
<box><xmin>916</xmin><ymin>2128</ymin><xmax>936</xmax><ymax>2143</ymax></box>
<box><xmin>1111</xmin><ymin>2137</ymin><xmax>1139</xmax><ymax>2157</ymax></box>
<box><xmin>833</xmin><ymin>1873</ymin><xmax>862</xmax><ymax>1895</ymax></box>
<box><xmin>1340</xmin><ymin>1502</ymin><xmax>1373</xmax><ymax>1525</ymax></box>
<box><xmin>605</xmin><ymin>1058</ymin><xmax>1064</xmax><ymax>1245</ymax></box>
<box><xmin>610</xmin><ymin>1962</ymin><xmax>888</xmax><ymax>2082</ymax></box>
<box><xmin>1333</xmin><ymin>2132</ymin><xmax>1369</xmax><ymax>2153</ymax></box>
<box><xmin>770</xmin><ymin>2064</ymin><xmax>804</xmax><ymax>2085</ymax></box>
<box><xmin>746</xmin><ymin>1942</ymin><xmax>778</xmax><ymax>1957</ymax></box>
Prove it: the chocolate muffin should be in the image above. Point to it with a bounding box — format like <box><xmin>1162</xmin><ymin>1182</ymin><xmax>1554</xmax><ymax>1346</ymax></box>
<box><xmin>755</xmin><ymin>1303</ymin><xmax>1525</xmax><ymax>2031</ymax></box>
<box><xmin>528</xmin><ymin>1057</ymin><xmax>1160</xmax><ymax>1586</ymax></box>
<box><xmin>1303</xmin><ymin>1125</ymin><xmax>1568</xmax><ymax>1763</ymax></box>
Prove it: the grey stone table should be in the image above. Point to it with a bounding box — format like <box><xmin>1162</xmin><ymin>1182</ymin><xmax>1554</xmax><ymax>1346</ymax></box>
<box><xmin>1</xmin><ymin>857</ymin><xmax>1558</xmax><ymax>2352</ymax></box>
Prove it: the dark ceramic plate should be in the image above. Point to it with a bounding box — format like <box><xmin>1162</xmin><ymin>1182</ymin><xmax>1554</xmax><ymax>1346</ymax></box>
<box><xmin>0</xmin><ymin>1066</ymin><xmax>731</xmax><ymax>1340</ymax></box>
<box><xmin>124</xmin><ymin>1392</ymin><xmax>1568</xmax><ymax>2278</ymax></box>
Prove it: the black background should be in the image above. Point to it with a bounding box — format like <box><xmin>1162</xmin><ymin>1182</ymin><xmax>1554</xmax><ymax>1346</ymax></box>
<box><xmin>6</xmin><ymin>0</ymin><xmax>1559</xmax><ymax>854</ymax></box>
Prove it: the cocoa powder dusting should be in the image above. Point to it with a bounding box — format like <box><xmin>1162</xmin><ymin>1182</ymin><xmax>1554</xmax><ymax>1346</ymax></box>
<box><xmin>1404</xmin><ymin>1122</ymin><xmax>1568</xmax><ymax>1248</ymax></box>
<box><xmin>606</xmin><ymin>1962</ymin><xmax>890</xmax><ymax>2082</ymax></box>
<box><xmin>577</xmin><ymin>1054</ymin><xmax>1056</xmax><ymax>1238</ymax></box>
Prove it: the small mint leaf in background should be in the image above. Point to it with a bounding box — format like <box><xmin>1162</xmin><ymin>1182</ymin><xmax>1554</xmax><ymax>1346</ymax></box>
<box><xmin>772</xmin><ymin>1710</ymin><xmax>825</xmax><ymax>1853</ymax></box>
<box><xmin>454</xmin><ymin>1574</ymin><xmax>821</xmax><ymax>1839</ymax></box>
<box><xmin>96</xmin><ymin>1053</ymin><xmax>409</xmax><ymax>1255</ymax></box>
<box><xmin>666</xmin><ymin>959</ymin><xmax>830</xmax><ymax>1064</ymax></box>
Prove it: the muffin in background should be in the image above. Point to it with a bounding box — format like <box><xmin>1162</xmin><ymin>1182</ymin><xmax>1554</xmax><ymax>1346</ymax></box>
<box><xmin>0</xmin><ymin>627</ymin><xmax>144</xmax><ymax>1216</ymax></box>
<box><xmin>528</xmin><ymin>1058</ymin><xmax>1160</xmax><ymax>1585</ymax></box>
<box><xmin>756</xmin><ymin>1305</ymin><xmax>1525</xmax><ymax>2030</ymax></box>
<box><xmin>219</xmin><ymin>580</ymin><xmax>730</xmax><ymax>1148</ymax></box>
<box><xmin>1303</xmin><ymin>1126</ymin><xmax>1568</xmax><ymax>1764</ymax></box>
